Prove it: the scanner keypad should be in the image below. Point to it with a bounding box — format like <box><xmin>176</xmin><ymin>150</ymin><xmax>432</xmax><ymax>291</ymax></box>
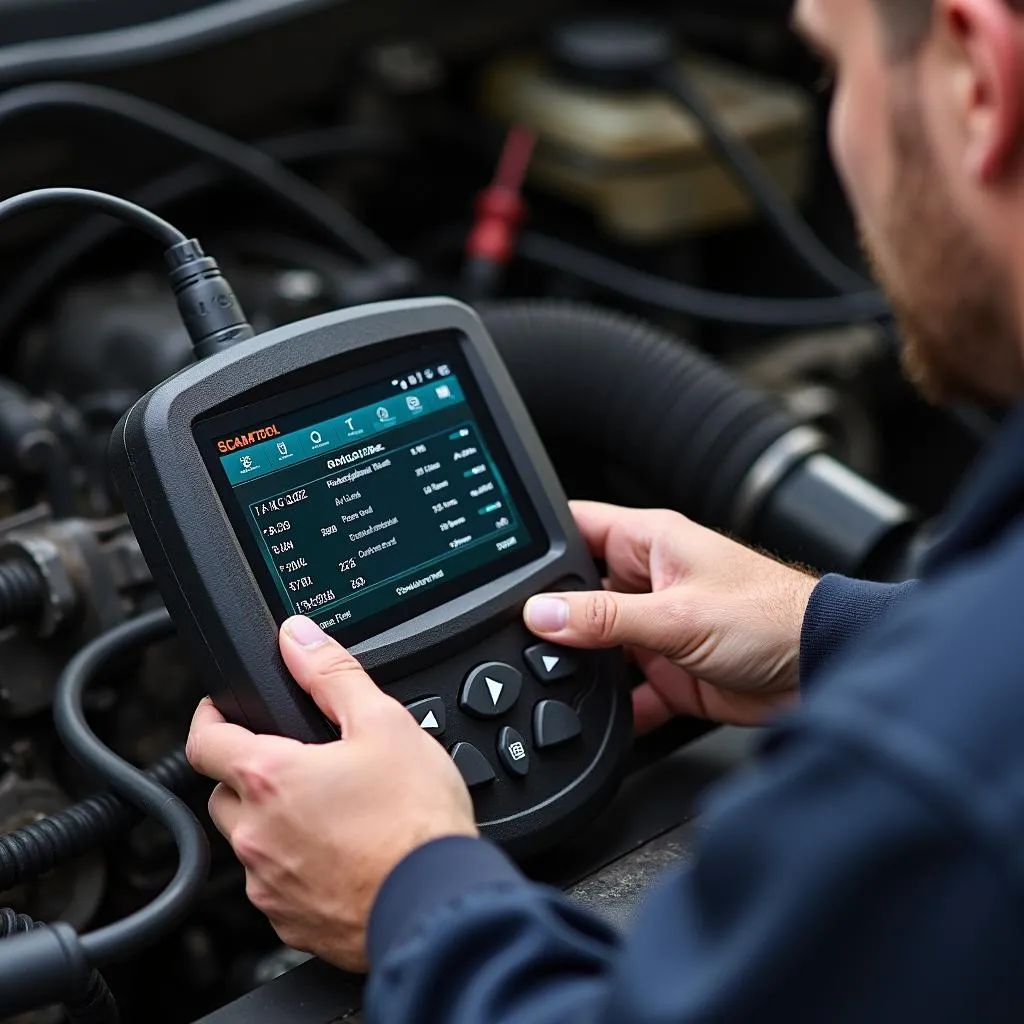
<box><xmin>389</xmin><ymin>583</ymin><xmax>617</xmax><ymax>827</ymax></box>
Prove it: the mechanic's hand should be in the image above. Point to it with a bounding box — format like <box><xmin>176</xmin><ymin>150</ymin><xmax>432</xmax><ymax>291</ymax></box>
<box><xmin>525</xmin><ymin>502</ymin><xmax>818</xmax><ymax>731</ymax></box>
<box><xmin>185</xmin><ymin>616</ymin><xmax>477</xmax><ymax>972</ymax></box>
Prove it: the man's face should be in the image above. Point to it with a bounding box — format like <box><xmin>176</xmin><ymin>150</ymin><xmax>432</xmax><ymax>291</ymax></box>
<box><xmin>794</xmin><ymin>0</ymin><xmax>1024</xmax><ymax>405</ymax></box>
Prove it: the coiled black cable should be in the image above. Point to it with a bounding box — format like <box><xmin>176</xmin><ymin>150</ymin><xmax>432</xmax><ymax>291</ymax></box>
<box><xmin>0</xmin><ymin>555</ymin><xmax>46</xmax><ymax>628</ymax></box>
<box><xmin>0</xmin><ymin>748</ymin><xmax>197</xmax><ymax>892</ymax></box>
<box><xmin>53</xmin><ymin>608</ymin><xmax>209</xmax><ymax>965</ymax></box>
<box><xmin>0</xmin><ymin>909</ymin><xmax>119</xmax><ymax>1024</ymax></box>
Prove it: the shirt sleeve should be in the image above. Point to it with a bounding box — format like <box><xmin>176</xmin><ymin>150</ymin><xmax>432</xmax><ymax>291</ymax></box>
<box><xmin>799</xmin><ymin>574</ymin><xmax>919</xmax><ymax>689</ymax></box>
<box><xmin>365</xmin><ymin>719</ymin><xmax>1024</xmax><ymax>1024</ymax></box>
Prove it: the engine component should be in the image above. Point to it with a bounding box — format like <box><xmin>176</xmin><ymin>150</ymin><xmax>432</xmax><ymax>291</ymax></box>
<box><xmin>0</xmin><ymin>608</ymin><xmax>212</xmax><ymax>1010</ymax></box>
<box><xmin>0</xmin><ymin>772</ymin><xmax>106</xmax><ymax>931</ymax></box>
<box><xmin>0</xmin><ymin>749</ymin><xmax>195</xmax><ymax>898</ymax></box>
<box><xmin>479</xmin><ymin>301</ymin><xmax>917</xmax><ymax>580</ymax></box>
<box><xmin>0</xmin><ymin>514</ymin><xmax>151</xmax><ymax>718</ymax></box>
<box><xmin>481</xmin><ymin>41</ymin><xmax>812</xmax><ymax>242</ymax></box>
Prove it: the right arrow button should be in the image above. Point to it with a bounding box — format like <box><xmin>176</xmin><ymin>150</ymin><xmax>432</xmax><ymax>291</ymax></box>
<box><xmin>524</xmin><ymin>644</ymin><xmax>578</xmax><ymax>684</ymax></box>
<box><xmin>460</xmin><ymin>662</ymin><xmax>523</xmax><ymax>719</ymax></box>
<box><xmin>533</xmin><ymin>700</ymin><xmax>583</xmax><ymax>750</ymax></box>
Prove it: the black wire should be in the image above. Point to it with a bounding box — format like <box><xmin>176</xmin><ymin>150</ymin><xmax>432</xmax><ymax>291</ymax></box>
<box><xmin>0</xmin><ymin>189</ymin><xmax>186</xmax><ymax>247</ymax></box>
<box><xmin>0</xmin><ymin>82</ymin><xmax>395</xmax><ymax>265</ymax></box>
<box><xmin>654</xmin><ymin>62</ymin><xmax>874</xmax><ymax>297</ymax></box>
<box><xmin>0</xmin><ymin>123</ymin><xmax>400</xmax><ymax>344</ymax></box>
<box><xmin>53</xmin><ymin>608</ymin><xmax>210</xmax><ymax>966</ymax></box>
<box><xmin>518</xmin><ymin>232</ymin><xmax>891</xmax><ymax>328</ymax></box>
<box><xmin>0</xmin><ymin>0</ymin><xmax>348</xmax><ymax>87</ymax></box>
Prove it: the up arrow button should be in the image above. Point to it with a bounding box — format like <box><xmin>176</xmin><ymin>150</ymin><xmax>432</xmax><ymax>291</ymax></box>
<box><xmin>460</xmin><ymin>663</ymin><xmax>522</xmax><ymax>719</ymax></box>
<box><xmin>405</xmin><ymin>697</ymin><xmax>446</xmax><ymax>738</ymax></box>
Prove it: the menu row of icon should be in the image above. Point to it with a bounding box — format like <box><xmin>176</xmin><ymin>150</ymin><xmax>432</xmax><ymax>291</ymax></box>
<box><xmin>222</xmin><ymin>377</ymin><xmax>465</xmax><ymax>485</ymax></box>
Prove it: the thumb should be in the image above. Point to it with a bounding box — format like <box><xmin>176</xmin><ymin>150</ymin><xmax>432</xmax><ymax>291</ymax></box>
<box><xmin>524</xmin><ymin>590</ymin><xmax>683</xmax><ymax>655</ymax></box>
<box><xmin>279</xmin><ymin>616</ymin><xmax>384</xmax><ymax>734</ymax></box>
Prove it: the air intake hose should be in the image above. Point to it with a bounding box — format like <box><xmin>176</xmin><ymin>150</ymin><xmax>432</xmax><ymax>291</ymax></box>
<box><xmin>478</xmin><ymin>301</ymin><xmax>916</xmax><ymax>579</ymax></box>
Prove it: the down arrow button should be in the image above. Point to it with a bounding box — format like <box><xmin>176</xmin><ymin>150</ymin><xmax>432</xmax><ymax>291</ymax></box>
<box><xmin>460</xmin><ymin>662</ymin><xmax>523</xmax><ymax>719</ymax></box>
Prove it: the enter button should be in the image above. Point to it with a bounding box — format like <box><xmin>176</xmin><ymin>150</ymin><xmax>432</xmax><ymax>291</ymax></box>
<box><xmin>533</xmin><ymin>700</ymin><xmax>583</xmax><ymax>750</ymax></box>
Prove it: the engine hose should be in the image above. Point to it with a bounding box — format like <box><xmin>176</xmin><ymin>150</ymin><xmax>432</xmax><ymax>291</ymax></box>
<box><xmin>0</xmin><ymin>908</ymin><xmax>119</xmax><ymax>1024</ymax></box>
<box><xmin>480</xmin><ymin>300</ymin><xmax>795</xmax><ymax>528</ymax></box>
<box><xmin>0</xmin><ymin>554</ymin><xmax>46</xmax><ymax>628</ymax></box>
<box><xmin>0</xmin><ymin>748</ymin><xmax>198</xmax><ymax>892</ymax></box>
<box><xmin>478</xmin><ymin>301</ymin><xmax>916</xmax><ymax>578</ymax></box>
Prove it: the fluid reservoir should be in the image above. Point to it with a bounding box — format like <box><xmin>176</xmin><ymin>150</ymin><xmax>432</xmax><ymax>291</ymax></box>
<box><xmin>481</xmin><ymin>50</ymin><xmax>814</xmax><ymax>243</ymax></box>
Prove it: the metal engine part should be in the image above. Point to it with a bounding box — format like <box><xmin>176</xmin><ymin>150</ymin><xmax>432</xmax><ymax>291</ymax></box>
<box><xmin>0</xmin><ymin>511</ymin><xmax>151</xmax><ymax>719</ymax></box>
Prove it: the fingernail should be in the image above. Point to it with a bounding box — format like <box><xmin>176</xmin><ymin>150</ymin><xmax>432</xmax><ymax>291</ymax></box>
<box><xmin>285</xmin><ymin>616</ymin><xmax>329</xmax><ymax>648</ymax></box>
<box><xmin>525</xmin><ymin>596</ymin><xmax>568</xmax><ymax>633</ymax></box>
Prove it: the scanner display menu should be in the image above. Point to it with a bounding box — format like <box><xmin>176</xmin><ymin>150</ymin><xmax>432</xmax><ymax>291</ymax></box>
<box><xmin>212</xmin><ymin>360</ymin><xmax>538</xmax><ymax>635</ymax></box>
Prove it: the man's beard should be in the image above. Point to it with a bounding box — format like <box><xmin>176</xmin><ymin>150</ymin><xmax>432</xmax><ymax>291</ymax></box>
<box><xmin>861</xmin><ymin>98</ymin><xmax>1024</xmax><ymax>406</ymax></box>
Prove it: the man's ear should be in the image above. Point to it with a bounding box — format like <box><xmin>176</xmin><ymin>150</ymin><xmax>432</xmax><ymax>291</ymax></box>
<box><xmin>936</xmin><ymin>0</ymin><xmax>1024</xmax><ymax>181</ymax></box>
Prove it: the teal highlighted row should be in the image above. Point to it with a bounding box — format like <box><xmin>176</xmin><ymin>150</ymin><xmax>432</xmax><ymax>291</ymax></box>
<box><xmin>220</xmin><ymin>376</ymin><xmax>467</xmax><ymax>485</ymax></box>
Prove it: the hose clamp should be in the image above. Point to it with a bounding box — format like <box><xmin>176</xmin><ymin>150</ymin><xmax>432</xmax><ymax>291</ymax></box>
<box><xmin>730</xmin><ymin>426</ymin><xmax>828</xmax><ymax>537</ymax></box>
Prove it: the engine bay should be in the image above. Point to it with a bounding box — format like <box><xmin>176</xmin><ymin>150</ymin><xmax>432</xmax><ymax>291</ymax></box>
<box><xmin>0</xmin><ymin>2</ymin><xmax>989</xmax><ymax>1020</ymax></box>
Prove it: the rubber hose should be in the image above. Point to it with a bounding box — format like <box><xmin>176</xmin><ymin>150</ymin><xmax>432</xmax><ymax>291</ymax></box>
<box><xmin>55</xmin><ymin>609</ymin><xmax>209</xmax><ymax>965</ymax></box>
<box><xmin>0</xmin><ymin>748</ymin><xmax>198</xmax><ymax>892</ymax></box>
<box><xmin>0</xmin><ymin>555</ymin><xmax>46</xmax><ymax>628</ymax></box>
<box><xmin>0</xmin><ymin>908</ymin><xmax>119</xmax><ymax>1024</ymax></box>
<box><xmin>477</xmin><ymin>300</ymin><xmax>799</xmax><ymax>530</ymax></box>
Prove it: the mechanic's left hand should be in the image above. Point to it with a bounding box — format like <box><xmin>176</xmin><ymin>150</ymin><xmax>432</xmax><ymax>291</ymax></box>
<box><xmin>185</xmin><ymin>615</ymin><xmax>477</xmax><ymax>972</ymax></box>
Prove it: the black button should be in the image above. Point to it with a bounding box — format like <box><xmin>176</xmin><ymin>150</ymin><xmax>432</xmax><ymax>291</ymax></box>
<box><xmin>533</xmin><ymin>700</ymin><xmax>583</xmax><ymax>749</ymax></box>
<box><xmin>451</xmin><ymin>743</ymin><xmax>497</xmax><ymax>789</ymax></box>
<box><xmin>497</xmin><ymin>727</ymin><xmax>530</xmax><ymax>778</ymax></box>
<box><xmin>459</xmin><ymin>663</ymin><xmax>523</xmax><ymax>719</ymax></box>
<box><xmin>405</xmin><ymin>696</ymin><xmax>446</xmax><ymax>737</ymax></box>
<box><xmin>524</xmin><ymin>644</ymin><xmax>578</xmax><ymax>684</ymax></box>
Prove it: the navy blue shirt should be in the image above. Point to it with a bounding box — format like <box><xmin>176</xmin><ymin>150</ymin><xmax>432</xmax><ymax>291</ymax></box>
<box><xmin>366</xmin><ymin>406</ymin><xmax>1024</xmax><ymax>1024</ymax></box>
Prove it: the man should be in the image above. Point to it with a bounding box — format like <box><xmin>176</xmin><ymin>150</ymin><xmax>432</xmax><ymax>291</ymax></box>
<box><xmin>185</xmin><ymin>0</ymin><xmax>1024</xmax><ymax>1019</ymax></box>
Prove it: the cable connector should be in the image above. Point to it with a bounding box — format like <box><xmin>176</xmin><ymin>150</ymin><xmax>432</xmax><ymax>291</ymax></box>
<box><xmin>0</xmin><ymin>188</ymin><xmax>256</xmax><ymax>361</ymax></box>
<box><xmin>164</xmin><ymin>239</ymin><xmax>256</xmax><ymax>360</ymax></box>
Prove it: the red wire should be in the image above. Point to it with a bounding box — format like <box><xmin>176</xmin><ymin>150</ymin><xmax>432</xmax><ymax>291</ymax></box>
<box><xmin>494</xmin><ymin>125</ymin><xmax>536</xmax><ymax>192</ymax></box>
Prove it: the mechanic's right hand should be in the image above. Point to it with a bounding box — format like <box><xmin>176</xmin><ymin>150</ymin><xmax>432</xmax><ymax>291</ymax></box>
<box><xmin>524</xmin><ymin>501</ymin><xmax>819</xmax><ymax>732</ymax></box>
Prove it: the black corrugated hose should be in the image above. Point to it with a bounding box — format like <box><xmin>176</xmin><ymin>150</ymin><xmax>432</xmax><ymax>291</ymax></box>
<box><xmin>478</xmin><ymin>300</ymin><xmax>797</xmax><ymax>531</ymax></box>
<box><xmin>0</xmin><ymin>748</ymin><xmax>197</xmax><ymax>892</ymax></box>
<box><xmin>0</xmin><ymin>554</ymin><xmax>46</xmax><ymax>628</ymax></box>
<box><xmin>0</xmin><ymin>908</ymin><xmax>118</xmax><ymax>1024</ymax></box>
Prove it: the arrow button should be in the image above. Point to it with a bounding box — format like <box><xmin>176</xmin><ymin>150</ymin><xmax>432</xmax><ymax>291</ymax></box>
<box><xmin>405</xmin><ymin>696</ymin><xmax>446</xmax><ymax>738</ymax></box>
<box><xmin>451</xmin><ymin>743</ymin><xmax>496</xmax><ymax>789</ymax></box>
<box><xmin>524</xmin><ymin>644</ymin><xmax>578</xmax><ymax>684</ymax></box>
<box><xmin>486</xmin><ymin>677</ymin><xmax>504</xmax><ymax>706</ymax></box>
<box><xmin>460</xmin><ymin>662</ymin><xmax>522</xmax><ymax>719</ymax></box>
<box><xmin>533</xmin><ymin>700</ymin><xmax>582</xmax><ymax>749</ymax></box>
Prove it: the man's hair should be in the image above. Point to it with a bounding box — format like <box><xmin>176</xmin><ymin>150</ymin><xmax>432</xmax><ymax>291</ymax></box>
<box><xmin>876</xmin><ymin>0</ymin><xmax>1024</xmax><ymax>56</ymax></box>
